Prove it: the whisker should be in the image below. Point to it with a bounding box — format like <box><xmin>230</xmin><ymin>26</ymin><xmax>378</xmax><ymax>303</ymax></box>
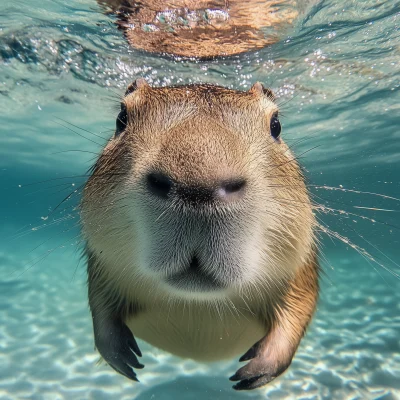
<box><xmin>46</xmin><ymin>183</ymin><xmax>86</xmax><ymax>217</ymax></box>
<box><xmin>316</xmin><ymin>220</ymin><xmax>400</xmax><ymax>281</ymax></box>
<box><xmin>348</xmin><ymin>225</ymin><xmax>400</xmax><ymax>272</ymax></box>
<box><xmin>11</xmin><ymin>229</ymin><xmax>82</xmax><ymax>278</ymax></box>
<box><xmin>50</xmin><ymin>150</ymin><xmax>101</xmax><ymax>156</ymax></box>
<box><xmin>8</xmin><ymin>214</ymin><xmax>77</xmax><ymax>242</ymax></box>
<box><xmin>276</xmin><ymin>92</ymin><xmax>300</xmax><ymax>110</ymax></box>
<box><xmin>53</xmin><ymin>117</ymin><xmax>108</xmax><ymax>141</ymax></box>
<box><xmin>267</xmin><ymin>144</ymin><xmax>322</xmax><ymax>174</ymax></box>
<box><xmin>353</xmin><ymin>206</ymin><xmax>399</xmax><ymax>212</ymax></box>
<box><xmin>311</xmin><ymin>185</ymin><xmax>400</xmax><ymax>202</ymax></box>
<box><xmin>18</xmin><ymin>172</ymin><xmax>125</xmax><ymax>188</ymax></box>
<box><xmin>22</xmin><ymin>182</ymin><xmax>79</xmax><ymax>197</ymax></box>
<box><xmin>107</xmin><ymin>88</ymin><xmax>124</xmax><ymax>102</ymax></box>
<box><xmin>53</xmin><ymin>120</ymin><xmax>103</xmax><ymax>146</ymax></box>
<box><xmin>316</xmin><ymin>204</ymin><xmax>400</xmax><ymax>231</ymax></box>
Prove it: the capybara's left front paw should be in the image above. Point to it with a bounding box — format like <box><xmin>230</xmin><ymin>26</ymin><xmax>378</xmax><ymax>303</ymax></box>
<box><xmin>229</xmin><ymin>340</ymin><xmax>291</xmax><ymax>390</ymax></box>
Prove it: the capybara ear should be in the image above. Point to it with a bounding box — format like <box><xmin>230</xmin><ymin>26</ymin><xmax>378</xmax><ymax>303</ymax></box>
<box><xmin>249</xmin><ymin>82</ymin><xmax>275</xmax><ymax>101</ymax></box>
<box><xmin>125</xmin><ymin>78</ymin><xmax>150</xmax><ymax>96</ymax></box>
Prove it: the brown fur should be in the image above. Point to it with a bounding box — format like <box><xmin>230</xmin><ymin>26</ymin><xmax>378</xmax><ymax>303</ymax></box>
<box><xmin>81</xmin><ymin>80</ymin><xmax>319</xmax><ymax>390</ymax></box>
<box><xmin>98</xmin><ymin>0</ymin><xmax>301</xmax><ymax>58</ymax></box>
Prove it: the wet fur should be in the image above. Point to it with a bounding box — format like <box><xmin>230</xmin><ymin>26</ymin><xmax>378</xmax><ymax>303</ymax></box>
<box><xmin>81</xmin><ymin>81</ymin><xmax>319</xmax><ymax>390</ymax></box>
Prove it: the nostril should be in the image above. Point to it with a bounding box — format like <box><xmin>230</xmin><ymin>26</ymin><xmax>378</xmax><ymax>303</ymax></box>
<box><xmin>223</xmin><ymin>179</ymin><xmax>246</xmax><ymax>194</ymax></box>
<box><xmin>219</xmin><ymin>179</ymin><xmax>247</xmax><ymax>196</ymax></box>
<box><xmin>146</xmin><ymin>172</ymin><xmax>173</xmax><ymax>199</ymax></box>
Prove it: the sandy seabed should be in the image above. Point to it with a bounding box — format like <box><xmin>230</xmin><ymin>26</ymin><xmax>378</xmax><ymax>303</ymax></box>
<box><xmin>0</xmin><ymin>245</ymin><xmax>399</xmax><ymax>400</ymax></box>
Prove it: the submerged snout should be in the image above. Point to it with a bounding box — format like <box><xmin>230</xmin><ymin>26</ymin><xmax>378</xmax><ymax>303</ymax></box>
<box><xmin>146</xmin><ymin>171</ymin><xmax>247</xmax><ymax>205</ymax></box>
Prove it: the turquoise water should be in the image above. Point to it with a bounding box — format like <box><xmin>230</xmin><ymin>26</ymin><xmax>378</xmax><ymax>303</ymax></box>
<box><xmin>1</xmin><ymin>0</ymin><xmax>399</xmax><ymax>399</ymax></box>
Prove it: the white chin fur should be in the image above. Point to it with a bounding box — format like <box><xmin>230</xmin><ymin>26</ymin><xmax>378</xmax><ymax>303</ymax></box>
<box><xmin>84</xmin><ymin>185</ymin><xmax>312</xmax><ymax>304</ymax></box>
<box><xmin>126</xmin><ymin>195</ymin><xmax>266</xmax><ymax>301</ymax></box>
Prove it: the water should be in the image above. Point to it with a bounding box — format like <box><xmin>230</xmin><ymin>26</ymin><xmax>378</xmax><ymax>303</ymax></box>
<box><xmin>0</xmin><ymin>0</ymin><xmax>399</xmax><ymax>399</ymax></box>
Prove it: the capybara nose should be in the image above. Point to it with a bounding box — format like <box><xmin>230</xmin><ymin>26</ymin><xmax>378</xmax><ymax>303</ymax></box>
<box><xmin>176</xmin><ymin>179</ymin><xmax>246</xmax><ymax>205</ymax></box>
<box><xmin>146</xmin><ymin>171</ymin><xmax>246</xmax><ymax>205</ymax></box>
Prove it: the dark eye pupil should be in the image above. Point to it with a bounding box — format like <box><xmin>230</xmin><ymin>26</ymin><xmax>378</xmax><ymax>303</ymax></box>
<box><xmin>115</xmin><ymin>104</ymin><xmax>127</xmax><ymax>136</ymax></box>
<box><xmin>270</xmin><ymin>116</ymin><xmax>281</xmax><ymax>140</ymax></box>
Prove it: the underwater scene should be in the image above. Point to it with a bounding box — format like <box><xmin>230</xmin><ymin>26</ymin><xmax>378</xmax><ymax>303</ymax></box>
<box><xmin>0</xmin><ymin>0</ymin><xmax>399</xmax><ymax>399</ymax></box>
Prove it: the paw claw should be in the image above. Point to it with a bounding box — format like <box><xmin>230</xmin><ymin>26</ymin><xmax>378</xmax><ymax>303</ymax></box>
<box><xmin>95</xmin><ymin>321</ymin><xmax>144</xmax><ymax>382</ymax></box>
<box><xmin>231</xmin><ymin>372</ymin><xmax>277</xmax><ymax>391</ymax></box>
<box><xmin>238</xmin><ymin>338</ymin><xmax>262</xmax><ymax>362</ymax></box>
<box><xmin>128</xmin><ymin>337</ymin><xmax>142</xmax><ymax>357</ymax></box>
<box><xmin>123</xmin><ymin>351</ymin><xmax>145</xmax><ymax>370</ymax></box>
<box><xmin>238</xmin><ymin>353</ymin><xmax>252</xmax><ymax>362</ymax></box>
<box><xmin>231</xmin><ymin>346</ymin><xmax>291</xmax><ymax>390</ymax></box>
<box><xmin>232</xmin><ymin>375</ymin><xmax>270</xmax><ymax>391</ymax></box>
<box><xmin>112</xmin><ymin>361</ymin><xmax>139</xmax><ymax>382</ymax></box>
<box><xmin>229</xmin><ymin>373</ymin><xmax>240</xmax><ymax>382</ymax></box>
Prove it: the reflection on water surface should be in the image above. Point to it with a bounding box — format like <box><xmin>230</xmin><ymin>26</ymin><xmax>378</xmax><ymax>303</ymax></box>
<box><xmin>98</xmin><ymin>0</ymin><xmax>315</xmax><ymax>58</ymax></box>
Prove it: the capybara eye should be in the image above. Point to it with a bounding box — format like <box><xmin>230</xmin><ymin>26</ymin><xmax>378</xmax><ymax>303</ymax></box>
<box><xmin>270</xmin><ymin>113</ymin><xmax>281</xmax><ymax>140</ymax></box>
<box><xmin>115</xmin><ymin>104</ymin><xmax>127</xmax><ymax>137</ymax></box>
